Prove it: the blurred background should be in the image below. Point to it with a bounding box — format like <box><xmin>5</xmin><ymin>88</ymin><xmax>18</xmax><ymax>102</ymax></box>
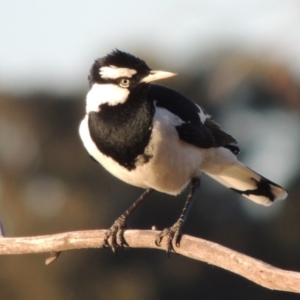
<box><xmin>1</xmin><ymin>1</ymin><xmax>300</xmax><ymax>299</ymax></box>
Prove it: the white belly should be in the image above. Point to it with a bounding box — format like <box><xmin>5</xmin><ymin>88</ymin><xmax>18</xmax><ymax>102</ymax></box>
<box><xmin>79</xmin><ymin>108</ymin><xmax>205</xmax><ymax>195</ymax></box>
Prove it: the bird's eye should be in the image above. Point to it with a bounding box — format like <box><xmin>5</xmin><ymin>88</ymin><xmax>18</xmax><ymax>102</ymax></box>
<box><xmin>118</xmin><ymin>78</ymin><xmax>130</xmax><ymax>88</ymax></box>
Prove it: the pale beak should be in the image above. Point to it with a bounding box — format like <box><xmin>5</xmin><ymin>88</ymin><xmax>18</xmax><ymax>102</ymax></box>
<box><xmin>140</xmin><ymin>70</ymin><xmax>177</xmax><ymax>83</ymax></box>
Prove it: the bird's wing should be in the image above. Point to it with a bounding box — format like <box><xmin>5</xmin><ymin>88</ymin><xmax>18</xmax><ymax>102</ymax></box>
<box><xmin>148</xmin><ymin>84</ymin><xmax>237</xmax><ymax>150</ymax></box>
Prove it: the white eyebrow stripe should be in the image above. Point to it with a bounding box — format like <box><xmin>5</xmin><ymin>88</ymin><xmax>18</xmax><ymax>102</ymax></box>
<box><xmin>99</xmin><ymin>65</ymin><xmax>137</xmax><ymax>79</ymax></box>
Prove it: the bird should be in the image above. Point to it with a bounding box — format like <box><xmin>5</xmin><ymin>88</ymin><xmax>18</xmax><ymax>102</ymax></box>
<box><xmin>79</xmin><ymin>49</ymin><xmax>288</xmax><ymax>254</ymax></box>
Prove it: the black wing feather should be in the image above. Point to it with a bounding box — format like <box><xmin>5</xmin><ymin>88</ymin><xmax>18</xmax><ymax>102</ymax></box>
<box><xmin>148</xmin><ymin>84</ymin><xmax>202</xmax><ymax>125</ymax></box>
<box><xmin>176</xmin><ymin>123</ymin><xmax>215</xmax><ymax>148</ymax></box>
<box><xmin>148</xmin><ymin>84</ymin><xmax>238</xmax><ymax>150</ymax></box>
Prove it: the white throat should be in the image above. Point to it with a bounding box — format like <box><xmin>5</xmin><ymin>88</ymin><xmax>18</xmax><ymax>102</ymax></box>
<box><xmin>86</xmin><ymin>83</ymin><xmax>130</xmax><ymax>113</ymax></box>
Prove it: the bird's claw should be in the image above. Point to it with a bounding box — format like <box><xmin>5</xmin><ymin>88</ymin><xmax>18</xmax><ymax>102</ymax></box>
<box><xmin>104</xmin><ymin>216</ymin><xmax>128</xmax><ymax>255</ymax></box>
<box><xmin>155</xmin><ymin>219</ymin><xmax>183</xmax><ymax>256</ymax></box>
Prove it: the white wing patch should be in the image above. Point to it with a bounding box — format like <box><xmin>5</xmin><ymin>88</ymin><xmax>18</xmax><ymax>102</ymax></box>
<box><xmin>196</xmin><ymin>104</ymin><xmax>210</xmax><ymax>123</ymax></box>
<box><xmin>99</xmin><ymin>65</ymin><xmax>137</xmax><ymax>79</ymax></box>
<box><xmin>153</xmin><ymin>101</ymin><xmax>184</xmax><ymax>127</ymax></box>
<box><xmin>86</xmin><ymin>83</ymin><xmax>129</xmax><ymax>112</ymax></box>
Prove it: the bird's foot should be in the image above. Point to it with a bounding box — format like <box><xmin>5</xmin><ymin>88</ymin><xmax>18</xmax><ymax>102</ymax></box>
<box><xmin>103</xmin><ymin>216</ymin><xmax>128</xmax><ymax>255</ymax></box>
<box><xmin>155</xmin><ymin>219</ymin><xmax>183</xmax><ymax>256</ymax></box>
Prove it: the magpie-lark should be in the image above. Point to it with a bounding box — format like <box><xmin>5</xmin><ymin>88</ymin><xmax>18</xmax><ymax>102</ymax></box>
<box><xmin>79</xmin><ymin>50</ymin><xmax>288</xmax><ymax>253</ymax></box>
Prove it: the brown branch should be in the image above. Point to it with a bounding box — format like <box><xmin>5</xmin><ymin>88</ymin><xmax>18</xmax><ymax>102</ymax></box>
<box><xmin>0</xmin><ymin>229</ymin><xmax>299</xmax><ymax>293</ymax></box>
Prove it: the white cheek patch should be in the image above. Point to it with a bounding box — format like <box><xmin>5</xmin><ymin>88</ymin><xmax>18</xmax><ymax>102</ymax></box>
<box><xmin>99</xmin><ymin>65</ymin><xmax>137</xmax><ymax>79</ymax></box>
<box><xmin>86</xmin><ymin>83</ymin><xmax>130</xmax><ymax>113</ymax></box>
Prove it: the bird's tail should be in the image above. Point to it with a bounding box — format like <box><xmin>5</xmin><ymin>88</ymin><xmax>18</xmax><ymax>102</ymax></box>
<box><xmin>204</xmin><ymin>162</ymin><xmax>288</xmax><ymax>205</ymax></box>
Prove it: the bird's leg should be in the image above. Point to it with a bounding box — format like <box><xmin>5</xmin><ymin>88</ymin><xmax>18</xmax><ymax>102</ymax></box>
<box><xmin>104</xmin><ymin>188</ymin><xmax>154</xmax><ymax>254</ymax></box>
<box><xmin>155</xmin><ymin>177</ymin><xmax>201</xmax><ymax>255</ymax></box>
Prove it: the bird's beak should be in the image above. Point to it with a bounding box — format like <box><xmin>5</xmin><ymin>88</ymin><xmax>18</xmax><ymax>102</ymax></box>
<box><xmin>140</xmin><ymin>70</ymin><xmax>177</xmax><ymax>83</ymax></box>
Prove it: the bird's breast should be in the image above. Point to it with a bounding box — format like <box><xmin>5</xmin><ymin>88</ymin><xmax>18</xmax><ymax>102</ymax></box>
<box><xmin>79</xmin><ymin>106</ymin><xmax>206</xmax><ymax>195</ymax></box>
<box><xmin>86</xmin><ymin>96</ymin><xmax>154</xmax><ymax>170</ymax></box>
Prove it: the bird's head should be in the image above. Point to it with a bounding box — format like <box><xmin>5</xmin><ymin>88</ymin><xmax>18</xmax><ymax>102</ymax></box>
<box><xmin>86</xmin><ymin>49</ymin><xmax>176</xmax><ymax>113</ymax></box>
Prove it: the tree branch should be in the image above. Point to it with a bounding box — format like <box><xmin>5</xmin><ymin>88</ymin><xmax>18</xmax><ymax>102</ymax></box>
<box><xmin>0</xmin><ymin>229</ymin><xmax>299</xmax><ymax>293</ymax></box>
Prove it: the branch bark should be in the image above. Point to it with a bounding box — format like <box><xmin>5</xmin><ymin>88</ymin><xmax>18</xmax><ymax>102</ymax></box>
<box><xmin>0</xmin><ymin>229</ymin><xmax>299</xmax><ymax>293</ymax></box>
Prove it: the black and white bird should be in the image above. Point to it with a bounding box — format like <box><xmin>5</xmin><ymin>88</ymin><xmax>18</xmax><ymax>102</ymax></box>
<box><xmin>79</xmin><ymin>49</ymin><xmax>287</xmax><ymax>253</ymax></box>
